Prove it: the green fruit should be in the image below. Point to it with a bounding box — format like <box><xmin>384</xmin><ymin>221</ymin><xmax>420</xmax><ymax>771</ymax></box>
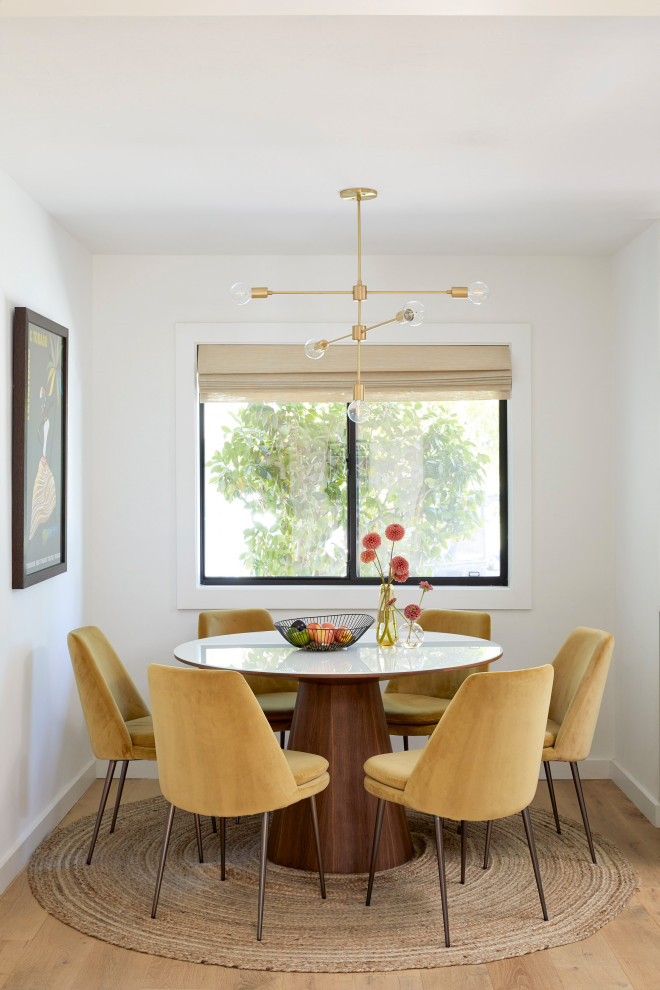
<box><xmin>287</xmin><ymin>629</ymin><xmax>310</xmax><ymax>647</ymax></box>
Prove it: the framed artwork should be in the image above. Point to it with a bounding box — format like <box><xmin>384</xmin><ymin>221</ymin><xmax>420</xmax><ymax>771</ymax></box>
<box><xmin>12</xmin><ymin>308</ymin><xmax>68</xmax><ymax>588</ymax></box>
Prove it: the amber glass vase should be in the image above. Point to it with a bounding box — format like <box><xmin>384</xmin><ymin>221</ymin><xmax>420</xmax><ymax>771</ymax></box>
<box><xmin>376</xmin><ymin>582</ymin><xmax>398</xmax><ymax>647</ymax></box>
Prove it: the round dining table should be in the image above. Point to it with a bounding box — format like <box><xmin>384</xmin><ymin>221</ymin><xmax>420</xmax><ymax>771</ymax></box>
<box><xmin>174</xmin><ymin>629</ymin><xmax>503</xmax><ymax>874</ymax></box>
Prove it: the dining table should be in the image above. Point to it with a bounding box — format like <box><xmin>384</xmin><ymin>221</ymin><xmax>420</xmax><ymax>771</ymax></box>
<box><xmin>174</xmin><ymin>628</ymin><xmax>503</xmax><ymax>874</ymax></box>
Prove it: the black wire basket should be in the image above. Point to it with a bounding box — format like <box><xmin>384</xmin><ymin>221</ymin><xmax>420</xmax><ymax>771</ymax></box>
<box><xmin>274</xmin><ymin>613</ymin><xmax>374</xmax><ymax>651</ymax></box>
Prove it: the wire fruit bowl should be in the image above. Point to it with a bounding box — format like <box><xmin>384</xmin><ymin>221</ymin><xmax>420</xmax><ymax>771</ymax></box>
<box><xmin>274</xmin><ymin>614</ymin><xmax>374</xmax><ymax>651</ymax></box>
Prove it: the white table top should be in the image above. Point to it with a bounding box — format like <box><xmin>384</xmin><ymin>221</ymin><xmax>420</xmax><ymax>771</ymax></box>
<box><xmin>173</xmin><ymin>629</ymin><xmax>503</xmax><ymax>682</ymax></box>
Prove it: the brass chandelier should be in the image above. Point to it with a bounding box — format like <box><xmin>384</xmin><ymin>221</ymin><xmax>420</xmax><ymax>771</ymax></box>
<box><xmin>230</xmin><ymin>187</ymin><xmax>488</xmax><ymax>423</ymax></box>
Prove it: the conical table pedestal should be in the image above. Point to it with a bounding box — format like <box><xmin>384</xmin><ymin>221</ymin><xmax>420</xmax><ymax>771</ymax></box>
<box><xmin>268</xmin><ymin>676</ymin><xmax>414</xmax><ymax>874</ymax></box>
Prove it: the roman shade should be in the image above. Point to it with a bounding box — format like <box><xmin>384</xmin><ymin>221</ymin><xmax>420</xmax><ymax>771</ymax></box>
<box><xmin>197</xmin><ymin>344</ymin><xmax>511</xmax><ymax>403</ymax></box>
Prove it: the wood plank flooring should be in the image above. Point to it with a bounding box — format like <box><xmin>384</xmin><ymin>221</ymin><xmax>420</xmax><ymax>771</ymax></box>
<box><xmin>0</xmin><ymin>778</ymin><xmax>658</xmax><ymax>990</ymax></box>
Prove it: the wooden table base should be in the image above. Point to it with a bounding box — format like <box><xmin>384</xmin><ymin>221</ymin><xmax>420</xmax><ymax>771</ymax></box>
<box><xmin>268</xmin><ymin>678</ymin><xmax>414</xmax><ymax>874</ymax></box>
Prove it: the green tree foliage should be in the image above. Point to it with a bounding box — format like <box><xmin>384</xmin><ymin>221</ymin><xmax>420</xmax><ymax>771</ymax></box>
<box><xmin>206</xmin><ymin>401</ymin><xmax>494</xmax><ymax>577</ymax></box>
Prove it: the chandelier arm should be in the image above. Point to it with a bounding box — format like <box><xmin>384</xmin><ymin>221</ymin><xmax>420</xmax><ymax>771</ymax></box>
<box><xmin>368</xmin><ymin>289</ymin><xmax>453</xmax><ymax>295</ymax></box>
<box><xmin>325</xmin><ymin>332</ymin><xmax>354</xmax><ymax>345</ymax></box>
<box><xmin>268</xmin><ymin>290</ymin><xmax>353</xmax><ymax>296</ymax></box>
<box><xmin>364</xmin><ymin>317</ymin><xmax>398</xmax><ymax>334</ymax></box>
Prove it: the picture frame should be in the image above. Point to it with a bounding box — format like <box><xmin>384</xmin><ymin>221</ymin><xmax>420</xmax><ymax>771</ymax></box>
<box><xmin>12</xmin><ymin>308</ymin><xmax>68</xmax><ymax>588</ymax></box>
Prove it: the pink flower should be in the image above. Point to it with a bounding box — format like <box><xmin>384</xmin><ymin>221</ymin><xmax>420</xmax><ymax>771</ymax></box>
<box><xmin>385</xmin><ymin>523</ymin><xmax>405</xmax><ymax>542</ymax></box>
<box><xmin>385</xmin><ymin>597</ymin><xmax>397</xmax><ymax>608</ymax></box>
<box><xmin>393</xmin><ymin>569</ymin><xmax>409</xmax><ymax>583</ymax></box>
<box><xmin>391</xmin><ymin>555</ymin><xmax>409</xmax><ymax>575</ymax></box>
<box><xmin>360</xmin><ymin>549</ymin><xmax>377</xmax><ymax>563</ymax></box>
<box><xmin>404</xmin><ymin>604</ymin><xmax>422</xmax><ymax>621</ymax></box>
<box><xmin>362</xmin><ymin>532</ymin><xmax>381</xmax><ymax>550</ymax></box>
<box><xmin>418</xmin><ymin>581</ymin><xmax>433</xmax><ymax>592</ymax></box>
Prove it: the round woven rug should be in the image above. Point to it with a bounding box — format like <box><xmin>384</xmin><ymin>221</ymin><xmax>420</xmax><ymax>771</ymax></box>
<box><xmin>28</xmin><ymin>796</ymin><xmax>637</xmax><ymax>972</ymax></box>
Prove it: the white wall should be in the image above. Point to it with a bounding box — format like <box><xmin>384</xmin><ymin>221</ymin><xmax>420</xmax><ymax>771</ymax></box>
<box><xmin>0</xmin><ymin>170</ymin><xmax>94</xmax><ymax>891</ymax></box>
<box><xmin>92</xmin><ymin>252</ymin><xmax>617</xmax><ymax>776</ymax></box>
<box><xmin>612</xmin><ymin>223</ymin><xmax>660</xmax><ymax>824</ymax></box>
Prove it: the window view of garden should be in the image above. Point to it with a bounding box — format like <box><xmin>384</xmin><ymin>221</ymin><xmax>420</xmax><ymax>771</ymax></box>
<box><xmin>203</xmin><ymin>400</ymin><xmax>504</xmax><ymax>582</ymax></box>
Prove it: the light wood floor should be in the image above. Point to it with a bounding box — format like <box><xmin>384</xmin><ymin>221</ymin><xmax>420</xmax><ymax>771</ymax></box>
<box><xmin>0</xmin><ymin>778</ymin><xmax>658</xmax><ymax>990</ymax></box>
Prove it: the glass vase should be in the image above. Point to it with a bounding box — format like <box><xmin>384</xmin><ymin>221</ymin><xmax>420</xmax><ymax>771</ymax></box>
<box><xmin>376</xmin><ymin>583</ymin><xmax>398</xmax><ymax>647</ymax></box>
<box><xmin>397</xmin><ymin>621</ymin><xmax>425</xmax><ymax>650</ymax></box>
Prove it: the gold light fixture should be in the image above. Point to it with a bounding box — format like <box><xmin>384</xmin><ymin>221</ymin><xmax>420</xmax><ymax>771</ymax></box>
<box><xmin>230</xmin><ymin>187</ymin><xmax>488</xmax><ymax>423</ymax></box>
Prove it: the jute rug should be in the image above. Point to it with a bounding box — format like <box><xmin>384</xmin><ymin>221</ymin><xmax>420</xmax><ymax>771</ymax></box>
<box><xmin>28</xmin><ymin>796</ymin><xmax>637</xmax><ymax>972</ymax></box>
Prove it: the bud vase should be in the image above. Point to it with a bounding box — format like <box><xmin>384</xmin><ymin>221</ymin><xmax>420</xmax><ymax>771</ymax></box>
<box><xmin>397</xmin><ymin>622</ymin><xmax>425</xmax><ymax>650</ymax></box>
<box><xmin>376</xmin><ymin>583</ymin><xmax>397</xmax><ymax>647</ymax></box>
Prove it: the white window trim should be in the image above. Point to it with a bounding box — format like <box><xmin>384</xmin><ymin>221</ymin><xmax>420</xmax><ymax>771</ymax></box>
<box><xmin>175</xmin><ymin>322</ymin><xmax>531</xmax><ymax>610</ymax></box>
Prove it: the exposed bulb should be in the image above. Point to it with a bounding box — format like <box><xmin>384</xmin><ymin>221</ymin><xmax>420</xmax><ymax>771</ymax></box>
<box><xmin>467</xmin><ymin>281</ymin><xmax>489</xmax><ymax>305</ymax></box>
<box><xmin>347</xmin><ymin>400</ymin><xmax>370</xmax><ymax>423</ymax></box>
<box><xmin>398</xmin><ymin>300</ymin><xmax>425</xmax><ymax>327</ymax></box>
<box><xmin>304</xmin><ymin>338</ymin><xmax>327</xmax><ymax>360</ymax></box>
<box><xmin>229</xmin><ymin>282</ymin><xmax>252</xmax><ymax>306</ymax></box>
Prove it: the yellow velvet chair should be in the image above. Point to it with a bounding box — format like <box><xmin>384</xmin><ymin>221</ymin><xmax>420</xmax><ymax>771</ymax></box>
<box><xmin>198</xmin><ymin>609</ymin><xmax>298</xmax><ymax>745</ymax></box>
<box><xmin>364</xmin><ymin>665</ymin><xmax>554</xmax><ymax>947</ymax></box>
<box><xmin>148</xmin><ymin>665</ymin><xmax>329</xmax><ymax>940</ymax></box>
<box><xmin>541</xmin><ymin>627</ymin><xmax>614</xmax><ymax>864</ymax></box>
<box><xmin>67</xmin><ymin>626</ymin><xmax>157</xmax><ymax>864</ymax></box>
<box><xmin>383</xmin><ymin>609</ymin><xmax>492</xmax><ymax>750</ymax></box>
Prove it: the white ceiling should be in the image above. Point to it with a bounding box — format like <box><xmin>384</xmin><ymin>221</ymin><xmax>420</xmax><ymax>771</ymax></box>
<box><xmin>0</xmin><ymin>14</ymin><xmax>659</xmax><ymax>254</ymax></box>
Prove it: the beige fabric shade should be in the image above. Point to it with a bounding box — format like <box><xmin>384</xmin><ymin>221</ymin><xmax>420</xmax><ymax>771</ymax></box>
<box><xmin>198</xmin><ymin>344</ymin><xmax>511</xmax><ymax>403</ymax></box>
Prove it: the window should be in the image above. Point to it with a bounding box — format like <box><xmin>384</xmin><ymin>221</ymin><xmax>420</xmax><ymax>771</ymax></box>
<box><xmin>176</xmin><ymin>322</ymin><xmax>530</xmax><ymax>610</ymax></box>
<box><xmin>200</xmin><ymin>388</ymin><xmax>507</xmax><ymax>585</ymax></box>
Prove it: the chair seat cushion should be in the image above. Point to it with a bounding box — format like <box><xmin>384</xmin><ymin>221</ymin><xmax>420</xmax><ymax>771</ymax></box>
<box><xmin>363</xmin><ymin>750</ymin><xmax>422</xmax><ymax>791</ymax></box>
<box><xmin>125</xmin><ymin>715</ymin><xmax>155</xmax><ymax>748</ymax></box>
<box><xmin>545</xmin><ymin>718</ymin><xmax>561</xmax><ymax>748</ymax></box>
<box><xmin>284</xmin><ymin>750</ymin><xmax>329</xmax><ymax>785</ymax></box>
<box><xmin>255</xmin><ymin>692</ymin><xmax>298</xmax><ymax>715</ymax></box>
<box><xmin>382</xmin><ymin>693</ymin><xmax>451</xmax><ymax>724</ymax></box>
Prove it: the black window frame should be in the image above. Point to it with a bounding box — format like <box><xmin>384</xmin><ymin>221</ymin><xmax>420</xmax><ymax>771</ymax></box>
<box><xmin>199</xmin><ymin>399</ymin><xmax>508</xmax><ymax>587</ymax></box>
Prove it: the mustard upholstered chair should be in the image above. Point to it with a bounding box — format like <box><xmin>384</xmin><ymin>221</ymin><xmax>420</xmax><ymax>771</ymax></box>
<box><xmin>148</xmin><ymin>664</ymin><xmax>329</xmax><ymax>940</ymax></box>
<box><xmin>383</xmin><ymin>609</ymin><xmax>492</xmax><ymax>750</ymax></box>
<box><xmin>68</xmin><ymin>626</ymin><xmax>157</xmax><ymax>865</ymax></box>
<box><xmin>198</xmin><ymin>609</ymin><xmax>298</xmax><ymax>746</ymax></box>
<box><xmin>364</xmin><ymin>665</ymin><xmax>554</xmax><ymax>947</ymax></box>
<box><xmin>541</xmin><ymin>627</ymin><xmax>614</xmax><ymax>864</ymax></box>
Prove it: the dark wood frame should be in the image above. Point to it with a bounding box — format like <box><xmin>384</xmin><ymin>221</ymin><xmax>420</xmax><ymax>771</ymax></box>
<box><xmin>12</xmin><ymin>308</ymin><xmax>68</xmax><ymax>588</ymax></box>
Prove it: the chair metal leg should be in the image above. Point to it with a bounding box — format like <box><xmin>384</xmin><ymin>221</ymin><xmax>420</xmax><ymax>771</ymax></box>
<box><xmin>256</xmin><ymin>811</ymin><xmax>269</xmax><ymax>941</ymax></box>
<box><xmin>433</xmin><ymin>816</ymin><xmax>450</xmax><ymax>947</ymax></box>
<box><xmin>87</xmin><ymin>760</ymin><xmax>117</xmax><ymax>865</ymax></box>
<box><xmin>109</xmin><ymin>760</ymin><xmax>129</xmax><ymax>834</ymax></box>
<box><xmin>365</xmin><ymin>798</ymin><xmax>386</xmax><ymax>906</ymax></box>
<box><xmin>151</xmin><ymin>803</ymin><xmax>176</xmax><ymax>918</ymax></box>
<box><xmin>194</xmin><ymin>814</ymin><xmax>204</xmax><ymax>863</ymax></box>
<box><xmin>570</xmin><ymin>761</ymin><xmax>597</xmax><ymax>864</ymax></box>
<box><xmin>544</xmin><ymin>761</ymin><xmax>561</xmax><ymax>834</ymax></box>
<box><xmin>521</xmin><ymin>807</ymin><xmax>548</xmax><ymax>921</ymax></box>
<box><xmin>402</xmin><ymin>736</ymin><xmax>409</xmax><ymax>751</ymax></box>
<box><xmin>235</xmin><ymin>817</ymin><xmax>240</xmax><ymax>825</ymax></box>
<box><xmin>483</xmin><ymin>820</ymin><xmax>493</xmax><ymax>869</ymax></box>
<box><xmin>460</xmin><ymin>821</ymin><xmax>467</xmax><ymax>884</ymax></box>
<box><xmin>280</xmin><ymin>730</ymin><xmax>285</xmax><ymax>748</ymax></box>
<box><xmin>309</xmin><ymin>794</ymin><xmax>326</xmax><ymax>899</ymax></box>
<box><xmin>211</xmin><ymin>816</ymin><xmax>217</xmax><ymax>833</ymax></box>
<box><xmin>220</xmin><ymin>817</ymin><xmax>226</xmax><ymax>881</ymax></box>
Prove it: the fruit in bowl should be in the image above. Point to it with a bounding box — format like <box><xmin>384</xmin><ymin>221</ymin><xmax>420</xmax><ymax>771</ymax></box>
<box><xmin>286</xmin><ymin>627</ymin><xmax>311</xmax><ymax>647</ymax></box>
<box><xmin>335</xmin><ymin>626</ymin><xmax>352</xmax><ymax>645</ymax></box>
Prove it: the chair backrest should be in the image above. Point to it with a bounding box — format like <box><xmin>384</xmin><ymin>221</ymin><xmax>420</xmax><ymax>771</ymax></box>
<box><xmin>549</xmin><ymin>627</ymin><xmax>614</xmax><ymax>762</ymax></box>
<box><xmin>67</xmin><ymin>626</ymin><xmax>150</xmax><ymax>760</ymax></box>
<box><xmin>403</xmin><ymin>665</ymin><xmax>554</xmax><ymax>822</ymax></box>
<box><xmin>197</xmin><ymin>609</ymin><xmax>297</xmax><ymax>695</ymax></box>
<box><xmin>385</xmin><ymin>609</ymin><xmax>492</xmax><ymax>699</ymax></box>
<box><xmin>148</xmin><ymin>665</ymin><xmax>300</xmax><ymax>817</ymax></box>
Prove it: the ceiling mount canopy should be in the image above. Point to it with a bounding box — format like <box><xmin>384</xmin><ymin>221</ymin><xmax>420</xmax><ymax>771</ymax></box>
<box><xmin>230</xmin><ymin>188</ymin><xmax>489</xmax><ymax>422</ymax></box>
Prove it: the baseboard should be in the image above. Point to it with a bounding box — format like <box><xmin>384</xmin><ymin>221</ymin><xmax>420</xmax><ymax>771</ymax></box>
<box><xmin>537</xmin><ymin>757</ymin><xmax>612</xmax><ymax>781</ymax></box>
<box><xmin>610</xmin><ymin>760</ymin><xmax>660</xmax><ymax>827</ymax></box>
<box><xmin>95</xmin><ymin>759</ymin><xmax>160</xmax><ymax>780</ymax></box>
<box><xmin>0</xmin><ymin>760</ymin><xmax>96</xmax><ymax>895</ymax></box>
